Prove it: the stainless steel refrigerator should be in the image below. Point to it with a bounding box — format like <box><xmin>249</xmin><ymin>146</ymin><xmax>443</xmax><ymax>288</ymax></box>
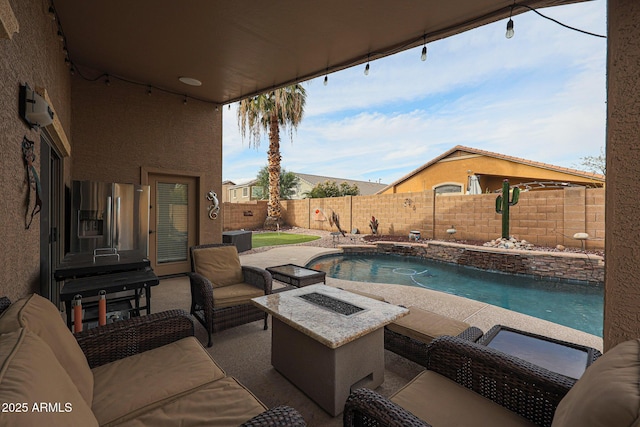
<box><xmin>70</xmin><ymin>181</ymin><xmax>150</xmax><ymax>257</ymax></box>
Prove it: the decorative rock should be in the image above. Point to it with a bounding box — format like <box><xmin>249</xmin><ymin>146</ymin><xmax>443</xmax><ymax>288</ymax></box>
<box><xmin>483</xmin><ymin>236</ymin><xmax>535</xmax><ymax>250</ymax></box>
<box><xmin>556</xmin><ymin>244</ymin><xmax>566</xmax><ymax>251</ymax></box>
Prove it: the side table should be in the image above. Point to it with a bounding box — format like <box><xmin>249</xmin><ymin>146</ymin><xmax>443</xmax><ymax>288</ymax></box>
<box><xmin>478</xmin><ymin>325</ymin><xmax>601</xmax><ymax>379</ymax></box>
<box><xmin>266</xmin><ymin>264</ymin><xmax>326</xmax><ymax>290</ymax></box>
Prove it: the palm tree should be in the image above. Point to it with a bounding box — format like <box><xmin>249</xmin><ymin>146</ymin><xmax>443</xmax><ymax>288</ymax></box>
<box><xmin>237</xmin><ymin>84</ymin><xmax>306</xmax><ymax>229</ymax></box>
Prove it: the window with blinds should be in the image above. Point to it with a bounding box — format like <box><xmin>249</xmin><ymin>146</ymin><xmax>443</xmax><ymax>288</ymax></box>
<box><xmin>156</xmin><ymin>182</ymin><xmax>189</xmax><ymax>263</ymax></box>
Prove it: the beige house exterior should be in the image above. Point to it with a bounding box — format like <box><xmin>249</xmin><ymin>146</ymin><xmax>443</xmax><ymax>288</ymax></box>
<box><xmin>226</xmin><ymin>173</ymin><xmax>386</xmax><ymax>202</ymax></box>
<box><xmin>380</xmin><ymin>145</ymin><xmax>605</xmax><ymax>195</ymax></box>
<box><xmin>0</xmin><ymin>0</ymin><xmax>638</xmax><ymax>351</ymax></box>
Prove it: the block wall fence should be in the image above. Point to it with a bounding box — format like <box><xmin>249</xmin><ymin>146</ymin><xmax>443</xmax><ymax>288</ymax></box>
<box><xmin>222</xmin><ymin>187</ymin><xmax>604</xmax><ymax>249</ymax></box>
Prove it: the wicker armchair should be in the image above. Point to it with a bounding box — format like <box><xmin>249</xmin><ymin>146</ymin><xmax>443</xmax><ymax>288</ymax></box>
<box><xmin>344</xmin><ymin>335</ymin><xmax>578</xmax><ymax>427</ymax></box>
<box><xmin>189</xmin><ymin>243</ymin><xmax>272</xmax><ymax>347</ymax></box>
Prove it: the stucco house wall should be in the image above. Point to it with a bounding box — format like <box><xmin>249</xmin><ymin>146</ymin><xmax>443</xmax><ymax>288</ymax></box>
<box><xmin>70</xmin><ymin>75</ymin><xmax>221</xmax><ymax>246</ymax></box>
<box><xmin>604</xmin><ymin>0</ymin><xmax>640</xmax><ymax>350</ymax></box>
<box><xmin>0</xmin><ymin>0</ymin><xmax>222</xmax><ymax>301</ymax></box>
<box><xmin>0</xmin><ymin>0</ymin><xmax>72</xmax><ymax>301</ymax></box>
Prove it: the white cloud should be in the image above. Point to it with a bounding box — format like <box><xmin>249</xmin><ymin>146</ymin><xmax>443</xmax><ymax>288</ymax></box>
<box><xmin>223</xmin><ymin>1</ymin><xmax>606</xmax><ymax>185</ymax></box>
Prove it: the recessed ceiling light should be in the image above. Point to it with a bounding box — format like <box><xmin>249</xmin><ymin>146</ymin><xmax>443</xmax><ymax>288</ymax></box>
<box><xmin>179</xmin><ymin>77</ymin><xmax>202</xmax><ymax>86</ymax></box>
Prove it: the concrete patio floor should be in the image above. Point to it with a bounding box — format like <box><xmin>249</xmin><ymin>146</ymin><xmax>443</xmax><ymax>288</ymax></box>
<box><xmin>151</xmin><ymin>245</ymin><xmax>603</xmax><ymax>426</ymax></box>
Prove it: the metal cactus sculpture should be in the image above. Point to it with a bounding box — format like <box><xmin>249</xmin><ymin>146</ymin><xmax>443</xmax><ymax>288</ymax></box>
<box><xmin>495</xmin><ymin>179</ymin><xmax>520</xmax><ymax>239</ymax></box>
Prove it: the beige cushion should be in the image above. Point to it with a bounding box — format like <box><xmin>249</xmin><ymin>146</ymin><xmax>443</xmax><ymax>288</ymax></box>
<box><xmin>391</xmin><ymin>370</ymin><xmax>536</xmax><ymax>427</ymax></box>
<box><xmin>552</xmin><ymin>339</ymin><xmax>640</xmax><ymax>427</ymax></box>
<box><xmin>213</xmin><ymin>282</ymin><xmax>265</xmax><ymax>309</ymax></box>
<box><xmin>386</xmin><ymin>306</ymin><xmax>470</xmax><ymax>344</ymax></box>
<box><xmin>0</xmin><ymin>328</ymin><xmax>98</xmax><ymax>426</ymax></box>
<box><xmin>0</xmin><ymin>294</ymin><xmax>94</xmax><ymax>405</ymax></box>
<box><xmin>113</xmin><ymin>377</ymin><xmax>268</xmax><ymax>427</ymax></box>
<box><xmin>193</xmin><ymin>245</ymin><xmax>244</xmax><ymax>288</ymax></box>
<box><xmin>92</xmin><ymin>336</ymin><xmax>226</xmax><ymax>426</ymax></box>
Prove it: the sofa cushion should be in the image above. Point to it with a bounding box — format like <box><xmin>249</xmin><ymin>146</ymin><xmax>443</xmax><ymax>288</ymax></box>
<box><xmin>91</xmin><ymin>336</ymin><xmax>227</xmax><ymax>426</ymax></box>
<box><xmin>552</xmin><ymin>339</ymin><xmax>640</xmax><ymax>427</ymax></box>
<box><xmin>193</xmin><ymin>245</ymin><xmax>244</xmax><ymax>288</ymax></box>
<box><xmin>0</xmin><ymin>328</ymin><xmax>98</xmax><ymax>426</ymax></box>
<box><xmin>391</xmin><ymin>370</ymin><xmax>536</xmax><ymax>427</ymax></box>
<box><xmin>112</xmin><ymin>377</ymin><xmax>268</xmax><ymax>427</ymax></box>
<box><xmin>386</xmin><ymin>306</ymin><xmax>470</xmax><ymax>344</ymax></box>
<box><xmin>0</xmin><ymin>294</ymin><xmax>94</xmax><ymax>405</ymax></box>
<box><xmin>213</xmin><ymin>282</ymin><xmax>265</xmax><ymax>309</ymax></box>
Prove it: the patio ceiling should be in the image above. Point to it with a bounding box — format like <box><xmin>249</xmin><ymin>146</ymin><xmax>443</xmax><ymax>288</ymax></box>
<box><xmin>53</xmin><ymin>0</ymin><xmax>586</xmax><ymax>105</ymax></box>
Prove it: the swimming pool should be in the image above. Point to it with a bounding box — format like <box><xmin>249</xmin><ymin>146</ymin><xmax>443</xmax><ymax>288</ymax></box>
<box><xmin>307</xmin><ymin>253</ymin><xmax>603</xmax><ymax>336</ymax></box>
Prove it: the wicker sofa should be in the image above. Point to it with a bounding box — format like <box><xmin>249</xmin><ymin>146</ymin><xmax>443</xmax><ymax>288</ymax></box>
<box><xmin>0</xmin><ymin>294</ymin><xmax>305</xmax><ymax>427</ymax></box>
<box><xmin>344</xmin><ymin>335</ymin><xmax>638</xmax><ymax>427</ymax></box>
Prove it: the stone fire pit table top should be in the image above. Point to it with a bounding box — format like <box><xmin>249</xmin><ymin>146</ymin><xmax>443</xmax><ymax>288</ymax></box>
<box><xmin>252</xmin><ymin>284</ymin><xmax>408</xmax><ymax>349</ymax></box>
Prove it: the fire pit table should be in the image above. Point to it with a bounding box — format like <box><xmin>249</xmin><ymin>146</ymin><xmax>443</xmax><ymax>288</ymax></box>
<box><xmin>252</xmin><ymin>285</ymin><xmax>408</xmax><ymax>416</ymax></box>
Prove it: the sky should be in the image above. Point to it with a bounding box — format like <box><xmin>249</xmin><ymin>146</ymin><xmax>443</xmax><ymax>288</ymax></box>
<box><xmin>222</xmin><ymin>1</ymin><xmax>606</xmax><ymax>186</ymax></box>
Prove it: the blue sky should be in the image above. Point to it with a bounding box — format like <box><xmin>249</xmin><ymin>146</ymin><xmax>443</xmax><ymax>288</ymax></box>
<box><xmin>222</xmin><ymin>1</ymin><xmax>606</xmax><ymax>186</ymax></box>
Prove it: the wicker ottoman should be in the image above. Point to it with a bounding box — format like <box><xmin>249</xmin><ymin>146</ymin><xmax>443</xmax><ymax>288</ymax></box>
<box><xmin>384</xmin><ymin>306</ymin><xmax>483</xmax><ymax>366</ymax></box>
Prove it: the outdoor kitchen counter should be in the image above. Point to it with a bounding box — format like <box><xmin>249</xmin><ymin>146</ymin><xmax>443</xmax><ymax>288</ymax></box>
<box><xmin>252</xmin><ymin>284</ymin><xmax>408</xmax><ymax>349</ymax></box>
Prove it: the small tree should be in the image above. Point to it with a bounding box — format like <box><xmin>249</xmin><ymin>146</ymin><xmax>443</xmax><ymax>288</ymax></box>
<box><xmin>255</xmin><ymin>166</ymin><xmax>299</xmax><ymax>200</ymax></box>
<box><xmin>304</xmin><ymin>181</ymin><xmax>360</xmax><ymax>198</ymax></box>
<box><xmin>576</xmin><ymin>147</ymin><xmax>606</xmax><ymax>176</ymax></box>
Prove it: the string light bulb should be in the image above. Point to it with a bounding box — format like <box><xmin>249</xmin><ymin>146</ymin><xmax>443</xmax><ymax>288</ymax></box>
<box><xmin>48</xmin><ymin>6</ymin><xmax>56</xmax><ymax>20</ymax></box>
<box><xmin>147</xmin><ymin>86</ymin><xmax>152</xmax><ymax>96</ymax></box>
<box><xmin>421</xmin><ymin>36</ymin><xmax>427</xmax><ymax>61</ymax></box>
<box><xmin>57</xmin><ymin>30</ymin><xmax>64</xmax><ymax>42</ymax></box>
<box><xmin>183</xmin><ymin>96</ymin><xmax>187</xmax><ymax>105</ymax></box>
<box><xmin>104</xmin><ymin>74</ymin><xmax>111</xmax><ymax>86</ymax></box>
<box><xmin>323</xmin><ymin>75</ymin><xmax>328</xmax><ymax>86</ymax></box>
<box><xmin>506</xmin><ymin>7</ymin><xmax>515</xmax><ymax>39</ymax></box>
<box><xmin>506</xmin><ymin>18</ymin><xmax>514</xmax><ymax>38</ymax></box>
<box><xmin>364</xmin><ymin>62</ymin><xmax>370</xmax><ymax>76</ymax></box>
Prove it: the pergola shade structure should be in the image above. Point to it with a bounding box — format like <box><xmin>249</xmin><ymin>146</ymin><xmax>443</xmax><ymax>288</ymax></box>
<box><xmin>54</xmin><ymin>0</ymin><xmax>587</xmax><ymax>104</ymax></box>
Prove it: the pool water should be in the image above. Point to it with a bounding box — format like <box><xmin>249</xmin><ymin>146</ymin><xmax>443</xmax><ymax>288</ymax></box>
<box><xmin>307</xmin><ymin>254</ymin><xmax>603</xmax><ymax>336</ymax></box>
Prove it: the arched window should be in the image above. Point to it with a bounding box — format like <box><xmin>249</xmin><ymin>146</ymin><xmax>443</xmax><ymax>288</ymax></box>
<box><xmin>434</xmin><ymin>183</ymin><xmax>463</xmax><ymax>194</ymax></box>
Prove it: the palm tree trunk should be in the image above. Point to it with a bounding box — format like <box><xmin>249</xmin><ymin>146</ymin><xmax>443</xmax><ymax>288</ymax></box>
<box><xmin>265</xmin><ymin>112</ymin><xmax>282</xmax><ymax>229</ymax></box>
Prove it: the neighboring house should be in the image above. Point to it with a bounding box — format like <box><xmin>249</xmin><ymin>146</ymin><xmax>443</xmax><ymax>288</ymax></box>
<box><xmin>225</xmin><ymin>173</ymin><xmax>387</xmax><ymax>202</ymax></box>
<box><xmin>221</xmin><ymin>180</ymin><xmax>236</xmax><ymax>203</ymax></box>
<box><xmin>293</xmin><ymin>173</ymin><xmax>387</xmax><ymax>198</ymax></box>
<box><xmin>227</xmin><ymin>179</ymin><xmax>262</xmax><ymax>203</ymax></box>
<box><xmin>378</xmin><ymin>146</ymin><xmax>605</xmax><ymax>195</ymax></box>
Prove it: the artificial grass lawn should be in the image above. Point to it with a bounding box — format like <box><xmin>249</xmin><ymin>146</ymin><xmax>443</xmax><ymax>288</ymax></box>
<box><xmin>252</xmin><ymin>232</ymin><xmax>320</xmax><ymax>248</ymax></box>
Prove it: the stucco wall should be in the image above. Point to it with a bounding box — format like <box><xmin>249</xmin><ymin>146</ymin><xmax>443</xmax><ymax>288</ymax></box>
<box><xmin>280</xmin><ymin>188</ymin><xmax>604</xmax><ymax>250</ymax></box>
<box><xmin>70</xmin><ymin>75</ymin><xmax>222</xmax><ymax>245</ymax></box>
<box><xmin>0</xmin><ymin>0</ymin><xmax>71</xmax><ymax>301</ymax></box>
<box><xmin>604</xmin><ymin>0</ymin><xmax>640</xmax><ymax>350</ymax></box>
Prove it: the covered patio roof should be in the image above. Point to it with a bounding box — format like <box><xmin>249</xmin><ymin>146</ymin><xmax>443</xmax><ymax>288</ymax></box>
<box><xmin>53</xmin><ymin>0</ymin><xmax>586</xmax><ymax>104</ymax></box>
